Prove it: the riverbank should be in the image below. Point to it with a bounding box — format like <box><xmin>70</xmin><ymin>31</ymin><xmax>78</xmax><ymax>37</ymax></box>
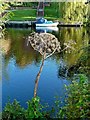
<box><xmin>9</xmin><ymin>3</ymin><xmax>60</xmax><ymax>21</ymax></box>
<box><xmin>10</xmin><ymin>9</ymin><xmax>36</xmax><ymax>21</ymax></box>
<box><xmin>8</xmin><ymin>2</ymin><xmax>89</xmax><ymax>27</ymax></box>
<box><xmin>10</xmin><ymin>9</ymin><xmax>59</xmax><ymax>21</ymax></box>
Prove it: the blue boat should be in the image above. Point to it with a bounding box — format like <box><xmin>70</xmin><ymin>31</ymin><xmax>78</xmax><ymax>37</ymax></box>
<box><xmin>36</xmin><ymin>18</ymin><xmax>59</xmax><ymax>27</ymax></box>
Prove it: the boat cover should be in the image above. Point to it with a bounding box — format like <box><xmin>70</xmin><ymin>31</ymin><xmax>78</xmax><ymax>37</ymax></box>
<box><xmin>36</xmin><ymin>18</ymin><xmax>53</xmax><ymax>24</ymax></box>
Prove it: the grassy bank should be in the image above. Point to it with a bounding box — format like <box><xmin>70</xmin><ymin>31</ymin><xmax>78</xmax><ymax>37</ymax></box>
<box><xmin>10</xmin><ymin>9</ymin><xmax>36</xmax><ymax>21</ymax></box>
<box><xmin>10</xmin><ymin>3</ymin><xmax>61</xmax><ymax>21</ymax></box>
<box><xmin>8</xmin><ymin>2</ymin><xmax>89</xmax><ymax>24</ymax></box>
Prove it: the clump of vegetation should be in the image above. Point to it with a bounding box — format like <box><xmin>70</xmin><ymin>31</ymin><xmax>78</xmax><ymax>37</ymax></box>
<box><xmin>0</xmin><ymin>2</ymin><xmax>13</xmax><ymax>38</ymax></box>
<box><xmin>2</xmin><ymin>97</ymin><xmax>45</xmax><ymax>120</ymax></box>
<box><xmin>55</xmin><ymin>74</ymin><xmax>90</xmax><ymax>119</ymax></box>
<box><xmin>2</xmin><ymin>100</ymin><xmax>25</xmax><ymax>120</ymax></box>
<box><xmin>62</xmin><ymin>2</ymin><xmax>88</xmax><ymax>23</ymax></box>
<box><xmin>25</xmin><ymin>97</ymin><xmax>44</xmax><ymax>119</ymax></box>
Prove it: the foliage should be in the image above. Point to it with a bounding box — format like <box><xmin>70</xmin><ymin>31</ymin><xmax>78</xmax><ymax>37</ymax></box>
<box><xmin>60</xmin><ymin>2</ymin><xmax>88</xmax><ymax>23</ymax></box>
<box><xmin>86</xmin><ymin>3</ymin><xmax>90</xmax><ymax>26</ymax></box>
<box><xmin>44</xmin><ymin>3</ymin><xmax>60</xmax><ymax>20</ymax></box>
<box><xmin>2</xmin><ymin>97</ymin><xmax>46</xmax><ymax>120</ymax></box>
<box><xmin>2</xmin><ymin>100</ymin><xmax>25</xmax><ymax>120</ymax></box>
<box><xmin>0</xmin><ymin>2</ymin><xmax>13</xmax><ymax>38</ymax></box>
<box><xmin>56</xmin><ymin>74</ymin><xmax>90</xmax><ymax>119</ymax></box>
<box><xmin>77</xmin><ymin>45</ymin><xmax>90</xmax><ymax>76</ymax></box>
<box><xmin>0</xmin><ymin>3</ymin><xmax>13</xmax><ymax>24</ymax></box>
<box><xmin>25</xmin><ymin>97</ymin><xmax>44</xmax><ymax>119</ymax></box>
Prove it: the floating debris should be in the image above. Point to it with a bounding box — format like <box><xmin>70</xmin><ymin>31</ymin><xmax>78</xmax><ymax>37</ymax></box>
<box><xmin>27</xmin><ymin>32</ymin><xmax>61</xmax><ymax>57</ymax></box>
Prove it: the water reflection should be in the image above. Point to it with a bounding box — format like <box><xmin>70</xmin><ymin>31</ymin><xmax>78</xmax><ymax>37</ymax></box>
<box><xmin>3</xmin><ymin>27</ymin><xmax>89</xmax><ymax>78</ymax></box>
<box><xmin>2</xmin><ymin>27</ymin><xmax>89</xmax><ymax>109</ymax></box>
<box><xmin>4</xmin><ymin>28</ymin><xmax>42</xmax><ymax>67</ymax></box>
<box><xmin>36</xmin><ymin>27</ymin><xmax>59</xmax><ymax>33</ymax></box>
<box><xmin>57</xmin><ymin>27</ymin><xmax>89</xmax><ymax>79</ymax></box>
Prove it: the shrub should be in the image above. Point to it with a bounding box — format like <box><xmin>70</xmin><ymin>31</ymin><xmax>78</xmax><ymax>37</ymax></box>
<box><xmin>25</xmin><ymin>97</ymin><xmax>44</xmax><ymax>119</ymax></box>
<box><xmin>56</xmin><ymin>74</ymin><xmax>90</xmax><ymax>119</ymax></box>
<box><xmin>2</xmin><ymin>100</ymin><xmax>25</xmax><ymax>120</ymax></box>
<box><xmin>2</xmin><ymin>97</ymin><xmax>47</xmax><ymax>120</ymax></box>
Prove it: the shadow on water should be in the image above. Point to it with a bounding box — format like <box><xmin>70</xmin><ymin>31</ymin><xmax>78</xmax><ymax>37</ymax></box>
<box><xmin>2</xmin><ymin>26</ymin><xmax>90</xmax><ymax>109</ymax></box>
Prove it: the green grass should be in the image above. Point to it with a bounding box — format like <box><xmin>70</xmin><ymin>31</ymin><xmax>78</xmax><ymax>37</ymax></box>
<box><xmin>10</xmin><ymin>3</ymin><xmax>62</xmax><ymax>21</ymax></box>
<box><xmin>10</xmin><ymin>9</ymin><xmax>36</xmax><ymax>21</ymax></box>
<box><xmin>44</xmin><ymin>3</ymin><xmax>61</xmax><ymax>20</ymax></box>
<box><xmin>44</xmin><ymin>9</ymin><xmax>59</xmax><ymax>20</ymax></box>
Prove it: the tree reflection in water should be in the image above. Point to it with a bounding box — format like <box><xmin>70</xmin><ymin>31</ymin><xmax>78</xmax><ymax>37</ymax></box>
<box><xmin>57</xmin><ymin>27</ymin><xmax>90</xmax><ymax>79</ymax></box>
<box><xmin>3</xmin><ymin>27</ymin><xmax>90</xmax><ymax>95</ymax></box>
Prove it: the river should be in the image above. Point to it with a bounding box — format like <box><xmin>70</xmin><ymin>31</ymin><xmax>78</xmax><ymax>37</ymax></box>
<box><xmin>2</xmin><ymin>27</ymin><xmax>89</xmax><ymax>109</ymax></box>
